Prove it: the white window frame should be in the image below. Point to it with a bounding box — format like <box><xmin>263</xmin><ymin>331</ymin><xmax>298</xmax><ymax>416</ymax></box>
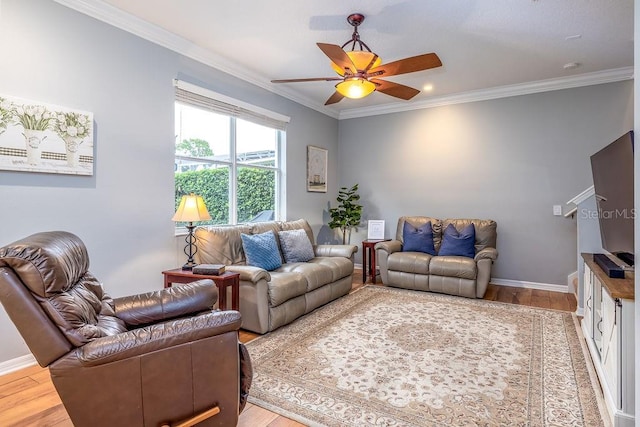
<box><xmin>174</xmin><ymin>80</ymin><xmax>289</xmax><ymax>229</ymax></box>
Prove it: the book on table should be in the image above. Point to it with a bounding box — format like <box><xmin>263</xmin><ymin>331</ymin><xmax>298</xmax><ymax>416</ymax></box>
<box><xmin>192</xmin><ymin>264</ymin><xmax>225</xmax><ymax>275</ymax></box>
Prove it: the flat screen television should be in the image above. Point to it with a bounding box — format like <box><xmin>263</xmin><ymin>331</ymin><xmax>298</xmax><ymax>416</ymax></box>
<box><xmin>590</xmin><ymin>130</ymin><xmax>634</xmax><ymax>267</ymax></box>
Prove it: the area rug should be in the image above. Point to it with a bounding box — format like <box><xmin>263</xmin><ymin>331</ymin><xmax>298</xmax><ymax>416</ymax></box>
<box><xmin>246</xmin><ymin>286</ymin><xmax>606</xmax><ymax>426</ymax></box>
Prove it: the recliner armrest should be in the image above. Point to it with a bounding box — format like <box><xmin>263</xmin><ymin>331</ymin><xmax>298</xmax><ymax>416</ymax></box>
<box><xmin>62</xmin><ymin>310</ymin><xmax>242</xmax><ymax>367</ymax></box>
<box><xmin>226</xmin><ymin>265</ymin><xmax>271</xmax><ymax>283</ymax></box>
<box><xmin>474</xmin><ymin>247</ymin><xmax>498</xmax><ymax>262</ymax></box>
<box><xmin>375</xmin><ymin>240</ymin><xmax>402</xmax><ymax>254</ymax></box>
<box><xmin>314</xmin><ymin>244</ymin><xmax>358</xmax><ymax>258</ymax></box>
<box><xmin>114</xmin><ymin>279</ymin><xmax>217</xmax><ymax>326</ymax></box>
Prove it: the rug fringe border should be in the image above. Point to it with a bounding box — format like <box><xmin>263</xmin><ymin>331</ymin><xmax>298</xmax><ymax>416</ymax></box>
<box><xmin>247</xmin><ymin>396</ymin><xmax>327</xmax><ymax>427</ymax></box>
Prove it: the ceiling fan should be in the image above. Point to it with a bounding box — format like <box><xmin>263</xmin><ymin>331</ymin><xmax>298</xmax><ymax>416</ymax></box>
<box><xmin>271</xmin><ymin>13</ymin><xmax>442</xmax><ymax>105</ymax></box>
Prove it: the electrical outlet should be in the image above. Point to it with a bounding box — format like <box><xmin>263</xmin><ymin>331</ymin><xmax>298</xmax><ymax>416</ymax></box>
<box><xmin>553</xmin><ymin>205</ymin><xmax>562</xmax><ymax>216</ymax></box>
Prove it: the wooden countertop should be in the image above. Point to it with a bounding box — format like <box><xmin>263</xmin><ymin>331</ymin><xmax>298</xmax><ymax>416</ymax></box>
<box><xmin>582</xmin><ymin>253</ymin><xmax>634</xmax><ymax>300</ymax></box>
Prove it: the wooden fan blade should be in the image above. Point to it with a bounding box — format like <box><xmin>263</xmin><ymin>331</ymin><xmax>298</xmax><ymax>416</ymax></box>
<box><xmin>317</xmin><ymin>43</ymin><xmax>356</xmax><ymax>74</ymax></box>
<box><xmin>370</xmin><ymin>79</ymin><xmax>420</xmax><ymax>100</ymax></box>
<box><xmin>325</xmin><ymin>91</ymin><xmax>345</xmax><ymax>105</ymax></box>
<box><xmin>271</xmin><ymin>77</ymin><xmax>343</xmax><ymax>83</ymax></box>
<box><xmin>369</xmin><ymin>53</ymin><xmax>442</xmax><ymax>77</ymax></box>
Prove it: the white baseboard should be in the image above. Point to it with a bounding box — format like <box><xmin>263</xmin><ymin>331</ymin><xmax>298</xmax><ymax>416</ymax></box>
<box><xmin>567</xmin><ymin>271</ymin><xmax>578</xmax><ymax>294</ymax></box>
<box><xmin>0</xmin><ymin>354</ymin><xmax>37</xmax><ymax>376</ymax></box>
<box><xmin>575</xmin><ymin>307</ymin><xmax>584</xmax><ymax>317</ymax></box>
<box><xmin>491</xmin><ymin>278</ymin><xmax>569</xmax><ymax>293</ymax></box>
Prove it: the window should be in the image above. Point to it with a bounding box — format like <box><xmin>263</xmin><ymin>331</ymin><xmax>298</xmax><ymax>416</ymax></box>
<box><xmin>174</xmin><ymin>81</ymin><xmax>288</xmax><ymax>228</ymax></box>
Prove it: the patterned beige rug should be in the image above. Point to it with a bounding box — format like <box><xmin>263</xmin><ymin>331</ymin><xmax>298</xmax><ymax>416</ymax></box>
<box><xmin>246</xmin><ymin>286</ymin><xmax>605</xmax><ymax>426</ymax></box>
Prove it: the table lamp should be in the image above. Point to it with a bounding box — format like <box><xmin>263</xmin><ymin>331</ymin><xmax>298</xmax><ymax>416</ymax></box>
<box><xmin>172</xmin><ymin>193</ymin><xmax>211</xmax><ymax>270</ymax></box>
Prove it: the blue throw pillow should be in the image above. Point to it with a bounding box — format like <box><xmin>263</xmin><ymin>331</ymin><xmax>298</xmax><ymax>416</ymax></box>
<box><xmin>240</xmin><ymin>231</ymin><xmax>282</xmax><ymax>271</ymax></box>
<box><xmin>438</xmin><ymin>223</ymin><xmax>476</xmax><ymax>258</ymax></box>
<box><xmin>402</xmin><ymin>221</ymin><xmax>436</xmax><ymax>255</ymax></box>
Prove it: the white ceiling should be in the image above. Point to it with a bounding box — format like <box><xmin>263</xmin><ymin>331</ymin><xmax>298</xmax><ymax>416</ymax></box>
<box><xmin>58</xmin><ymin>0</ymin><xmax>634</xmax><ymax>119</ymax></box>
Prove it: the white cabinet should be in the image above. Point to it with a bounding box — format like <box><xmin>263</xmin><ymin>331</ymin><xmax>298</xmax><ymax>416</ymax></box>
<box><xmin>583</xmin><ymin>267</ymin><xmax>593</xmax><ymax>339</ymax></box>
<box><xmin>582</xmin><ymin>256</ymin><xmax>635</xmax><ymax>427</ymax></box>
<box><xmin>600</xmin><ymin>288</ymin><xmax>619</xmax><ymax>406</ymax></box>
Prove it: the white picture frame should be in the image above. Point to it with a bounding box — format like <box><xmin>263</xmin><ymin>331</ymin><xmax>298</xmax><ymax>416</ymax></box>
<box><xmin>367</xmin><ymin>220</ymin><xmax>385</xmax><ymax>240</ymax></box>
<box><xmin>307</xmin><ymin>145</ymin><xmax>327</xmax><ymax>192</ymax></box>
<box><xmin>0</xmin><ymin>93</ymin><xmax>94</xmax><ymax>176</ymax></box>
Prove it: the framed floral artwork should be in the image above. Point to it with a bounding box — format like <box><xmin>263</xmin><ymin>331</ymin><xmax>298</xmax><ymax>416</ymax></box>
<box><xmin>0</xmin><ymin>94</ymin><xmax>94</xmax><ymax>176</ymax></box>
<box><xmin>307</xmin><ymin>145</ymin><xmax>327</xmax><ymax>193</ymax></box>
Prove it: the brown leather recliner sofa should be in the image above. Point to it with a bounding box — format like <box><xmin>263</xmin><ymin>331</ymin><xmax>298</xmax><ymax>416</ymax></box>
<box><xmin>0</xmin><ymin>231</ymin><xmax>252</xmax><ymax>427</ymax></box>
<box><xmin>194</xmin><ymin>218</ymin><xmax>358</xmax><ymax>334</ymax></box>
<box><xmin>376</xmin><ymin>216</ymin><xmax>498</xmax><ymax>298</ymax></box>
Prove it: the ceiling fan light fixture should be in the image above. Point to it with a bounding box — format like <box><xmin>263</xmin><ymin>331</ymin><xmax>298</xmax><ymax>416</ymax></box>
<box><xmin>330</xmin><ymin>51</ymin><xmax>382</xmax><ymax>76</ymax></box>
<box><xmin>335</xmin><ymin>78</ymin><xmax>376</xmax><ymax>99</ymax></box>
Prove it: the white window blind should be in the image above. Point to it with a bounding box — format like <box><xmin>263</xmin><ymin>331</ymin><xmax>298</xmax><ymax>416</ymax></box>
<box><xmin>174</xmin><ymin>80</ymin><xmax>290</xmax><ymax>131</ymax></box>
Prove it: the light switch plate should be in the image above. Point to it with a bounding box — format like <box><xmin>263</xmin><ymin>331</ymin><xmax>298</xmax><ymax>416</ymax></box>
<box><xmin>553</xmin><ymin>205</ymin><xmax>562</xmax><ymax>216</ymax></box>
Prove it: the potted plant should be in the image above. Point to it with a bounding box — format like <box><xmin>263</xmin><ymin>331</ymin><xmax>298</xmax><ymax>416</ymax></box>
<box><xmin>328</xmin><ymin>184</ymin><xmax>362</xmax><ymax>244</ymax></box>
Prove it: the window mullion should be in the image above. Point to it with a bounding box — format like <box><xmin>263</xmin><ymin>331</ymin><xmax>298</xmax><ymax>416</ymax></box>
<box><xmin>229</xmin><ymin>117</ymin><xmax>237</xmax><ymax>225</ymax></box>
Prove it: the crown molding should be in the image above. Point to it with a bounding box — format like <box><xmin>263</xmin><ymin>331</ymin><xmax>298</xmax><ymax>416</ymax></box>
<box><xmin>54</xmin><ymin>1</ymin><xmax>632</xmax><ymax>121</ymax></box>
<box><xmin>338</xmin><ymin>67</ymin><xmax>634</xmax><ymax>119</ymax></box>
<box><xmin>52</xmin><ymin>0</ymin><xmax>340</xmax><ymax>119</ymax></box>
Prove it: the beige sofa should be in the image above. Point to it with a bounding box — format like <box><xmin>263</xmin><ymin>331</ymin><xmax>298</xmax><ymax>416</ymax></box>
<box><xmin>376</xmin><ymin>216</ymin><xmax>498</xmax><ymax>298</ymax></box>
<box><xmin>194</xmin><ymin>219</ymin><xmax>357</xmax><ymax>334</ymax></box>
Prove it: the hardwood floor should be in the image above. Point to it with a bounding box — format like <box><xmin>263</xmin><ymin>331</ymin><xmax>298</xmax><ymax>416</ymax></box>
<box><xmin>0</xmin><ymin>269</ymin><xmax>576</xmax><ymax>427</ymax></box>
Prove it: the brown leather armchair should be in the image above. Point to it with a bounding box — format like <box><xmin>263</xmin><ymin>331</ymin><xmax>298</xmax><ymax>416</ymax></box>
<box><xmin>0</xmin><ymin>231</ymin><xmax>252</xmax><ymax>427</ymax></box>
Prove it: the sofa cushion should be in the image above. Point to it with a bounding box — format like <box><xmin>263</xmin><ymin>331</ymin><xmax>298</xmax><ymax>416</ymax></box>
<box><xmin>443</xmin><ymin>218</ymin><xmax>497</xmax><ymax>253</ymax></box>
<box><xmin>277</xmin><ymin>262</ymin><xmax>334</xmax><ymax>292</ymax></box>
<box><xmin>387</xmin><ymin>252</ymin><xmax>432</xmax><ymax>275</ymax></box>
<box><xmin>402</xmin><ymin>221</ymin><xmax>436</xmax><ymax>255</ymax></box>
<box><xmin>278</xmin><ymin>218</ymin><xmax>316</xmax><ymax>246</ymax></box>
<box><xmin>279</xmin><ymin>229</ymin><xmax>315</xmax><ymax>263</ymax></box>
<box><xmin>195</xmin><ymin>225</ymin><xmax>252</xmax><ymax>265</ymax></box>
<box><xmin>308</xmin><ymin>256</ymin><xmax>354</xmax><ymax>283</ymax></box>
<box><xmin>240</xmin><ymin>231</ymin><xmax>282</xmax><ymax>271</ymax></box>
<box><xmin>267</xmin><ymin>272</ymin><xmax>308</xmax><ymax>307</ymax></box>
<box><xmin>438</xmin><ymin>223</ymin><xmax>476</xmax><ymax>258</ymax></box>
<box><xmin>429</xmin><ymin>256</ymin><xmax>477</xmax><ymax>280</ymax></box>
<box><xmin>396</xmin><ymin>216</ymin><xmax>443</xmax><ymax>250</ymax></box>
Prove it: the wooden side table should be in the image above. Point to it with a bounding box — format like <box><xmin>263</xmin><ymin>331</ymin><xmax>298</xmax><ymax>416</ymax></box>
<box><xmin>162</xmin><ymin>269</ymin><xmax>240</xmax><ymax>311</ymax></box>
<box><xmin>362</xmin><ymin>239</ymin><xmax>388</xmax><ymax>284</ymax></box>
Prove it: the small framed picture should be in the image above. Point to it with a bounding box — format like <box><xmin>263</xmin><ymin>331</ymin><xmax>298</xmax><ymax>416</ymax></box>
<box><xmin>307</xmin><ymin>145</ymin><xmax>327</xmax><ymax>192</ymax></box>
<box><xmin>367</xmin><ymin>220</ymin><xmax>385</xmax><ymax>240</ymax></box>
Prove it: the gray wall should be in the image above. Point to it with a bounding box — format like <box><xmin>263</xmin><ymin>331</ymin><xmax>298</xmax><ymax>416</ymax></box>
<box><xmin>0</xmin><ymin>0</ymin><xmax>339</xmax><ymax>363</ymax></box>
<box><xmin>339</xmin><ymin>81</ymin><xmax>633</xmax><ymax>285</ymax></box>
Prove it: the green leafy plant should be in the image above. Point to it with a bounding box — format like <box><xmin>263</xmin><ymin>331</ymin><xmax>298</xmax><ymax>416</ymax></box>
<box><xmin>176</xmin><ymin>138</ymin><xmax>214</xmax><ymax>157</ymax></box>
<box><xmin>328</xmin><ymin>184</ymin><xmax>362</xmax><ymax>244</ymax></box>
<box><xmin>175</xmin><ymin>167</ymin><xmax>275</xmax><ymax>225</ymax></box>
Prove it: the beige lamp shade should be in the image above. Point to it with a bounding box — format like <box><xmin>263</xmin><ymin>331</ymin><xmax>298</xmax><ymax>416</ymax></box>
<box><xmin>172</xmin><ymin>193</ymin><xmax>212</xmax><ymax>222</ymax></box>
<box><xmin>335</xmin><ymin>78</ymin><xmax>376</xmax><ymax>99</ymax></box>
